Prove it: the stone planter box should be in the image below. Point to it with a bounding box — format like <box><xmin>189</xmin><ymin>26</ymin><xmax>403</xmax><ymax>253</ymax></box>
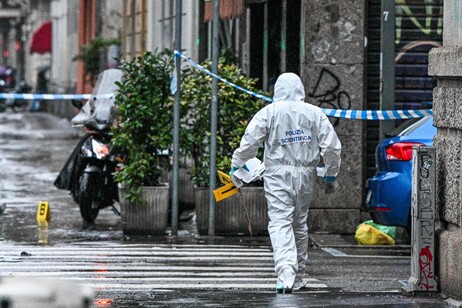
<box><xmin>166</xmin><ymin>168</ymin><xmax>195</xmax><ymax>211</ymax></box>
<box><xmin>195</xmin><ymin>186</ymin><xmax>268</xmax><ymax>235</ymax></box>
<box><xmin>118</xmin><ymin>184</ymin><xmax>169</xmax><ymax>235</ymax></box>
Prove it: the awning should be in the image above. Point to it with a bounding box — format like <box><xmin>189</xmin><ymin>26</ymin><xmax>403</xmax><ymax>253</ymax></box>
<box><xmin>204</xmin><ymin>0</ymin><xmax>244</xmax><ymax>22</ymax></box>
<box><xmin>30</xmin><ymin>21</ymin><xmax>52</xmax><ymax>54</ymax></box>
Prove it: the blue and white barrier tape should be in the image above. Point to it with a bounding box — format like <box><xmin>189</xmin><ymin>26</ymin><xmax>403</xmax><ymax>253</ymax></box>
<box><xmin>174</xmin><ymin>50</ymin><xmax>433</xmax><ymax>120</ymax></box>
<box><xmin>321</xmin><ymin>108</ymin><xmax>432</xmax><ymax>120</ymax></box>
<box><xmin>174</xmin><ymin>50</ymin><xmax>273</xmax><ymax>103</ymax></box>
<box><xmin>0</xmin><ymin>93</ymin><xmax>114</xmax><ymax>100</ymax></box>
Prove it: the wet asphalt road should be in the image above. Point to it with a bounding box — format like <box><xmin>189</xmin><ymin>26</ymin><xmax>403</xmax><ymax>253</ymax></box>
<box><xmin>0</xmin><ymin>112</ymin><xmax>453</xmax><ymax>307</ymax></box>
<box><xmin>0</xmin><ymin>112</ymin><xmax>123</xmax><ymax>244</ymax></box>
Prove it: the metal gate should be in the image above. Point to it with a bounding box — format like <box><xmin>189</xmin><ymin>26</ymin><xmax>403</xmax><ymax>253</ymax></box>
<box><xmin>365</xmin><ymin>0</ymin><xmax>443</xmax><ymax>178</ymax></box>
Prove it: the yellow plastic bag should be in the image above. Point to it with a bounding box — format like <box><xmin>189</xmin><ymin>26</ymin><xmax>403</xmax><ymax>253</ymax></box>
<box><xmin>355</xmin><ymin>223</ymin><xmax>395</xmax><ymax>245</ymax></box>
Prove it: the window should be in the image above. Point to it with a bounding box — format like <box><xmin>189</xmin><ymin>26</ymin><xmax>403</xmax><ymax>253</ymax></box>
<box><xmin>122</xmin><ymin>0</ymin><xmax>147</xmax><ymax>60</ymax></box>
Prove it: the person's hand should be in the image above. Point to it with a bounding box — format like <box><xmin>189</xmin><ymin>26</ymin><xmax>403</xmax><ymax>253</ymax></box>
<box><xmin>229</xmin><ymin>166</ymin><xmax>239</xmax><ymax>177</ymax></box>
<box><xmin>323</xmin><ymin>176</ymin><xmax>336</xmax><ymax>194</ymax></box>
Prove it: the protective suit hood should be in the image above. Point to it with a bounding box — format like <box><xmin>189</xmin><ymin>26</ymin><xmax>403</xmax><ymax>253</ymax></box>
<box><xmin>273</xmin><ymin>73</ymin><xmax>305</xmax><ymax>102</ymax></box>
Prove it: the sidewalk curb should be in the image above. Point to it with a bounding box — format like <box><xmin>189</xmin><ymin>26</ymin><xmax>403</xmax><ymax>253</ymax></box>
<box><xmin>309</xmin><ymin>233</ymin><xmax>410</xmax><ymax>249</ymax></box>
<box><xmin>446</xmin><ymin>298</ymin><xmax>462</xmax><ymax>308</ymax></box>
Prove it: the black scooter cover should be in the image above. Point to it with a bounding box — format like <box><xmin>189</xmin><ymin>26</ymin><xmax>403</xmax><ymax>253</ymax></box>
<box><xmin>54</xmin><ymin>134</ymin><xmax>90</xmax><ymax>190</ymax></box>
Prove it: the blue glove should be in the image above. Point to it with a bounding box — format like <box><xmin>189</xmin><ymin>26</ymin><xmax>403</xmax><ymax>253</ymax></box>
<box><xmin>323</xmin><ymin>176</ymin><xmax>336</xmax><ymax>183</ymax></box>
<box><xmin>229</xmin><ymin>166</ymin><xmax>239</xmax><ymax>177</ymax></box>
<box><xmin>323</xmin><ymin>176</ymin><xmax>336</xmax><ymax>194</ymax></box>
<box><xmin>229</xmin><ymin>164</ymin><xmax>250</xmax><ymax>177</ymax></box>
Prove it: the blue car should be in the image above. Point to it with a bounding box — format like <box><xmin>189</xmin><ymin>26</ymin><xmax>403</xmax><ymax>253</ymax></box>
<box><xmin>365</xmin><ymin>116</ymin><xmax>437</xmax><ymax>233</ymax></box>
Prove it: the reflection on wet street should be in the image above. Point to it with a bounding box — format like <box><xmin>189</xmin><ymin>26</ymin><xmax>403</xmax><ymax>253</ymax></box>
<box><xmin>0</xmin><ymin>112</ymin><xmax>124</xmax><ymax>245</ymax></box>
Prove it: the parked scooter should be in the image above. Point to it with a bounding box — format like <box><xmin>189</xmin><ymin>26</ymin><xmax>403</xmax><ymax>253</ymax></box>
<box><xmin>54</xmin><ymin>69</ymin><xmax>123</xmax><ymax>224</ymax></box>
<box><xmin>5</xmin><ymin>80</ymin><xmax>32</xmax><ymax>112</ymax></box>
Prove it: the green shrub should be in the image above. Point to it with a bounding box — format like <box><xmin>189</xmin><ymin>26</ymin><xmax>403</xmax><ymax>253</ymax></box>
<box><xmin>181</xmin><ymin>56</ymin><xmax>266</xmax><ymax>186</ymax></box>
<box><xmin>111</xmin><ymin>50</ymin><xmax>175</xmax><ymax>202</ymax></box>
<box><xmin>76</xmin><ymin>37</ymin><xmax>121</xmax><ymax>85</ymax></box>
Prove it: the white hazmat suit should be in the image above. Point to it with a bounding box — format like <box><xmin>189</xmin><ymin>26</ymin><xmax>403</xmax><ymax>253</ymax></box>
<box><xmin>231</xmin><ymin>73</ymin><xmax>341</xmax><ymax>293</ymax></box>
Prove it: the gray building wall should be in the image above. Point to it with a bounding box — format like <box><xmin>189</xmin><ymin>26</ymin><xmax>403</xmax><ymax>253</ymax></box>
<box><xmin>47</xmin><ymin>0</ymin><xmax>79</xmax><ymax>119</ymax></box>
<box><xmin>303</xmin><ymin>0</ymin><xmax>366</xmax><ymax>233</ymax></box>
<box><xmin>147</xmin><ymin>0</ymin><xmax>200</xmax><ymax>61</ymax></box>
<box><xmin>97</xmin><ymin>0</ymin><xmax>122</xmax><ymax>40</ymax></box>
<box><xmin>47</xmin><ymin>0</ymin><xmax>122</xmax><ymax>119</ymax></box>
<box><xmin>23</xmin><ymin>0</ymin><xmax>51</xmax><ymax>89</ymax></box>
<box><xmin>428</xmin><ymin>0</ymin><xmax>462</xmax><ymax>300</ymax></box>
<box><xmin>50</xmin><ymin>0</ymin><xmax>77</xmax><ymax>92</ymax></box>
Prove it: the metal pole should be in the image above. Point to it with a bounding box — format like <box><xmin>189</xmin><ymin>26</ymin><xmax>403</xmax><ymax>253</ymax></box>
<box><xmin>299</xmin><ymin>0</ymin><xmax>305</xmax><ymax>74</ymax></box>
<box><xmin>380</xmin><ymin>0</ymin><xmax>395</xmax><ymax>140</ymax></box>
<box><xmin>172</xmin><ymin>0</ymin><xmax>182</xmax><ymax>236</ymax></box>
<box><xmin>244</xmin><ymin>7</ymin><xmax>251</xmax><ymax>75</ymax></box>
<box><xmin>263</xmin><ymin>1</ymin><xmax>268</xmax><ymax>92</ymax></box>
<box><xmin>280</xmin><ymin>0</ymin><xmax>287</xmax><ymax>73</ymax></box>
<box><xmin>208</xmin><ymin>0</ymin><xmax>220</xmax><ymax>236</ymax></box>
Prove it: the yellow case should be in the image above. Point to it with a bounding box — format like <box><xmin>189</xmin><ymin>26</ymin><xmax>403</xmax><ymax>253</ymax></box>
<box><xmin>213</xmin><ymin>183</ymin><xmax>239</xmax><ymax>202</ymax></box>
<box><xmin>217</xmin><ymin>170</ymin><xmax>233</xmax><ymax>185</ymax></box>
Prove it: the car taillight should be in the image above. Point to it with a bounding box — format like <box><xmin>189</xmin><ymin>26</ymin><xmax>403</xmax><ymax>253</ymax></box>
<box><xmin>385</xmin><ymin>142</ymin><xmax>424</xmax><ymax>161</ymax></box>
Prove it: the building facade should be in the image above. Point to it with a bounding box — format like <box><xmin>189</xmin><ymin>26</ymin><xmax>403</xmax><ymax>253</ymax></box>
<box><xmin>2</xmin><ymin>0</ymin><xmax>461</xmax><ymax>300</ymax></box>
<box><xmin>429</xmin><ymin>0</ymin><xmax>462</xmax><ymax>300</ymax></box>
<box><xmin>0</xmin><ymin>1</ymin><xmax>444</xmax><ymax>234</ymax></box>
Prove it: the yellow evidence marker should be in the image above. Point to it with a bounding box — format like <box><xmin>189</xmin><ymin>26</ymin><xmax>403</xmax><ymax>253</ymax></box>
<box><xmin>213</xmin><ymin>171</ymin><xmax>239</xmax><ymax>202</ymax></box>
<box><xmin>37</xmin><ymin>201</ymin><xmax>51</xmax><ymax>225</ymax></box>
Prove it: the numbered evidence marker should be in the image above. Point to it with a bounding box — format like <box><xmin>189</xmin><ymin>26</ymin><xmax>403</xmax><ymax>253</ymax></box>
<box><xmin>37</xmin><ymin>201</ymin><xmax>51</xmax><ymax>225</ymax></box>
<box><xmin>213</xmin><ymin>171</ymin><xmax>239</xmax><ymax>202</ymax></box>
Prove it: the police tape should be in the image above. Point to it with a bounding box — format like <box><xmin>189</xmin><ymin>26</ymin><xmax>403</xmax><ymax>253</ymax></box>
<box><xmin>321</xmin><ymin>108</ymin><xmax>433</xmax><ymax>120</ymax></box>
<box><xmin>174</xmin><ymin>50</ymin><xmax>433</xmax><ymax>120</ymax></box>
<box><xmin>0</xmin><ymin>93</ymin><xmax>114</xmax><ymax>100</ymax></box>
<box><xmin>173</xmin><ymin>50</ymin><xmax>273</xmax><ymax>102</ymax></box>
<box><xmin>0</xmin><ymin>52</ymin><xmax>433</xmax><ymax>121</ymax></box>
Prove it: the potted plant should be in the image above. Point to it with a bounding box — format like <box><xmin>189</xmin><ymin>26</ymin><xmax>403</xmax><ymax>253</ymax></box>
<box><xmin>75</xmin><ymin>36</ymin><xmax>121</xmax><ymax>85</ymax></box>
<box><xmin>111</xmin><ymin>50</ymin><xmax>174</xmax><ymax>235</ymax></box>
<box><xmin>181</xmin><ymin>53</ymin><xmax>268</xmax><ymax>235</ymax></box>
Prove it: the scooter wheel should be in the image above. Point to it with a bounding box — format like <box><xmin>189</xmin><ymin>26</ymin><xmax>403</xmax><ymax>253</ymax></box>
<box><xmin>11</xmin><ymin>102</ymin><xmax>26</xmax><ymax>113</ymax></box>
<box><xmin>78</xmin><ymin>172</ymin><xmax>100</xmax><ymax>223</ymax></box>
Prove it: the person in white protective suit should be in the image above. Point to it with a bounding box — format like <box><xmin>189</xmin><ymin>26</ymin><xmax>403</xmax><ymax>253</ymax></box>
<box><xmin>230</xmin><ymin>73</ymin><xmax>341</xmax><ymax>294</ymax></box>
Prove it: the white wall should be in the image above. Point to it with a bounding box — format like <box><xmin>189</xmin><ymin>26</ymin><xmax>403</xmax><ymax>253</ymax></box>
<box><xmin>23</xmin><ymin>0</ymin><xmax>51</xmax><ymax>89</ymax></box>
<box><xmin>147</xmin><ymin>1</ymin><xmax>199</xmax><ymax>61</ymax></box>
<box><xmin>50</xmin><ymin>0</ymin><xmax>78</xmax><ymax>93</ymax></box>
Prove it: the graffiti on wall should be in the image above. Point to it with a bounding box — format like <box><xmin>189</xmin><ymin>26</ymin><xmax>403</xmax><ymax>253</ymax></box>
<box><xmin>395</xmin><ymin>40</ymin><xmax>441</xmax><ymax>63</ymax></box>
<box><xmin>394</xmin><ymin>40</ymin><xmax>441</xmax><ymax>106</ymax></box>
<box><xmin>394</xmin><ymin>0</ymin><xmax>443</xmax><ymax>108</ymax></box>
<box><xmin>418</xmin><ymin>245</ymin><xmax>435</xmax><ymax>291</ymax></box>
<box><xmin>395</xmin><ymin>0</ymin><xmax>443</xmax><ymax>45</ymax></box>
<box><xmin>415</xmin><ymin>151</ymin><xmax>437</xmax><ymax>291</ymax></box>
<box><xmin>308</xmin><ymin>68</ymin><xmax>351</xmax><ymax>126</ymax></box>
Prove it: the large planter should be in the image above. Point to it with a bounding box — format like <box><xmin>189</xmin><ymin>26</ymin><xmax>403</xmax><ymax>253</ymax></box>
<box><xmin>195</xmin><ymin>186</ymin><xmax>268</xmax><ymax>235</ymax></box>
<box><xmin>118</xmin><ymin>184</ymin><xmax>169</xmax><ymax>235</ymax></box>
<box><xmin>166</xmin><ymin>168</ymin><xmax>196</xmax><ymax>211</ymax></box>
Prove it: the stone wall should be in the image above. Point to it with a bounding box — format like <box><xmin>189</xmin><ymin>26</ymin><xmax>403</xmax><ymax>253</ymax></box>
<box><xmin>428</xmin><ymin>0</ymin><xmax>462</xmax><ymax>300</ymax></box>
<box><xmin>303</xmin><ymin>0</ymin><xmax>366</xmax><ymax>233</ymax></box>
